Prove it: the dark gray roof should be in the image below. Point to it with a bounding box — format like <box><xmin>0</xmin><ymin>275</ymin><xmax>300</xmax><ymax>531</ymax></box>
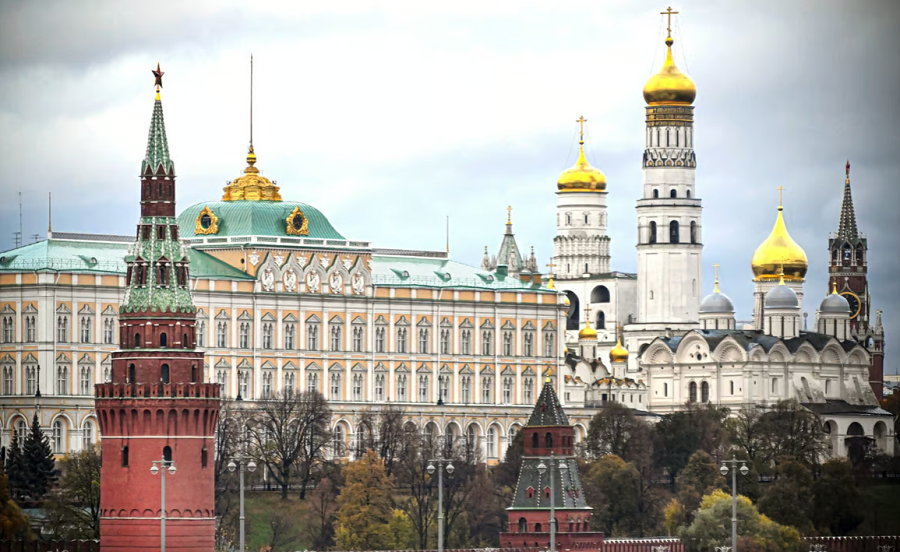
<box><xmin>657</xmin><ymin>329</ymin><xmax>861</xmax><ymax>355</ymax></box>
<box><xmin>527</xmin><ymin>380</ymin><xmax>570</xmax><ymax>427</ymax></box>
<box><xmin>509</xmin><ymin>457</ymin><xmax>592</xmax><ymax>511</ymax></box>
<box><xmin>820</xmin><ymin>293</ymin><xmax>851</xmax><ymax>314</ymax></box>
<box><xmin>765</xmin><ymin>283</ymin><xmax>799</xmax><ymax>309</ymax></box>
<box><xmin>801</xmin><ymin>399</ymin><xmax>892</xmax><ymax>417</ymax></box>
<box><xmin>700</xmin><ymin>291</ymin><xmax>735</xmax><ymax>314</ymax></box>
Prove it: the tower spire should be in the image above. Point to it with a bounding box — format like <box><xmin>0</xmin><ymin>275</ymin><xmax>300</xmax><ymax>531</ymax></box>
<box><xmin>837</xmin><ymin>159</ymin><xmax>859</xmax><ymax>239</ymax></box>
<box><xmin>143</xmin><ymin>63</ymin><xmax>173</xmax><ymax>175</ymax></box>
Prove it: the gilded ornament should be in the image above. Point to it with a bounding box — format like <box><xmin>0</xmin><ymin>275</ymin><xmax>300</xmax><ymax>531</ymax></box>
<box><xmin>643</xmin><ymin>30</ymin><xmax>696</xmax><ymax>106</ymax></box>
<box><xmin>558</xmin><ymin>116</ymin><xmax>607</xmax><ymax>193</ymax></box>
<box><xmin>286</xmin><ymin>206</ymin><xmax>309</xmax><ymax>236</ymax></box>
<box><xmin>221</xmin><ymin>145</ymin><xmax>283</xmax><ymax>201</ymax></box>
<box><xmin>751</xmin><ymin>189</ymin><xmax>808</xmax><ymax>281</ymax></box>
<box><xmin>194</xmin><ymin>205</ymin><xmax>219</xmax><ymax>235</ymax></box>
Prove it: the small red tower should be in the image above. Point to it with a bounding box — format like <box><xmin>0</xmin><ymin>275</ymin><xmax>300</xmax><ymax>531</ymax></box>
<box><xmin>500</xmin><ymin>379</ymin><xmax>603</xmax><ymax>550</ymax></box>
<box><xmin>827</xmin><ymin>161</ymin><xmax>885</xmax><ymax>398</ymax></box>
<box><xmin>95</xmin><ymin>66</ymin><xmax>220</xmax><ymax>551</ymax></box>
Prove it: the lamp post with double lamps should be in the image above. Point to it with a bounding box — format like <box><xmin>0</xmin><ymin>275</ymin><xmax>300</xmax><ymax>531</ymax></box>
<box><xmin>228</xmin><ymin>452</ymin><xmax>257</xmax><ymax>552</ymax></box>
<box><xmin>150</xmin><ymin>458</ymin><xmax>176</xmax><ymax>552</ymax></box>
<box><xmin>426</xmin><ymin>451</ymin><xmax>455</xmax><ymax>552</ymax></box>
<box><xmin>719</xmin><ymin>456</ymin><xmax>750</xmax><ymax>552</ymax></box>
<box><xmin>536</xmin><ymin>452</ymin><xmax>570</xmax><ymax>552</ymax></box>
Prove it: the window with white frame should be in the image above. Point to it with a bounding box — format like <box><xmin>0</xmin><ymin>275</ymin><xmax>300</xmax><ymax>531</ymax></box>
<box><xmin>523</xmin><ymin>377</ymin><xmax>534</xmax><ymax>404</ymax></box>
<box><xmin>103</xmin><ymin>367</ymin><xmax>111</xmax><ymax>383</ymax></box>
<box><xmin>439</xmin><ymin>374</ymin><xmax>449</xmax><ymax>402</ymax></box>
<box><xmin>330</xmin><ymin>372</ymin><xmax>342</xmax><ymax>399</ymax></box>
<box><xmin>262</xmin><ymin>323</ymin><xmax>274</xmax><ymax>349</ymax></box>
<box><xmin>333</xmin><ymin>425</ymin><xmax>345</xmax><ymax>457</ymax></box>
<box><xmin>352</xmin><ymin>374</ymin><xmax>363</xmax><ymax>401</ymax></box>
<box><xmin>80</xmin><ymin>367</ymin><xmax>92</xmax><ymax>395</ymax></box>
<box><xmin>216</xmin><ymin>369</ymin><xmax>227</xmax><ymax>396</ymax></box>
<box><xmin>375</xmin><ymin>327</ymin><xmax>386</xmax><ymax>353</ymax></box>
<box><xmin>14</xmin><ymin>419</ymin><xmax>27</xmax><ymax>449</ymax></box>
<box><xmin>523</xmin><ymin>332</ymin><xmax>534</xmax><ymax>356</ymax></box>
<box><xmin>418</xmin><ymin>374</ymin><xmax>429</xmax><ymax>402</ymax></box>
<box><xmin>543</xmin><ymin>330</ymin><xmax>555</xmax><ymax>357</ymax></box>
<box><xmin>2</xmin><ymin>365</ymin><xmax>13</xmax><ymax>394</ymax></box>
<box><xmin>239</xmin><ymin>323</ymin><xmax>250</xmax><ymax>349</ymax></box>
<box><xmin>461</xmin><ymin>329</ymin><xmax>472</xmax><ymax>355</ymax></box>
<box><xmin>284</xmin><ymin>323</ymin><xmax>295</xmax><ymax>349</ymax></box>
<box><xmin>103</xmin><ymin>318</ymin><xmax>115</xmax><ymax>344</ymax></box>
<box><xmin>262</xmin><ymin>371</ymin><xmax>273</xmax><ymax>398</ymax></box>
<box><xmin>307</xmin><ymin>372</ymin><xmax>319</xmax><ymax>393</ymax></box>
<box><xmin>418</xmin><ymin>328</ymin><xmax>429</xmax><ymax>353</ymax></box>
<box><xmin>487</xmin><ymin>427</ymin><xmax>497</xmax><ymax>458</ymax></box>
<box><xmin>396</xmin><ymin>327</ymin><xmax>408</xmax><ymax>353</ymax></box>
<box><xmin>82</xmin><ymin>420</ymin><xmax>95</xmax><ymax>449</ymax></box>
<box><xmin>481</xmin><ymin>330</ymin><xmax>493</xmax><ymax>356</ymax></box>
<box><xmin>53</xmin><ymin>420</ymin><xmax>64</xmax><ymax>454</ymax></box>
<box><xmin>25</xmin><ymin>365</ymin><xmax>37</xmax><ymax>395</ymax></box>
<box><xmin>330</xmin><ymin>325</ymin><xmax>342</xmax><ymax>351</ymax></box>
<box><xmin>57</xmin><ymin>316</ymin><xmax>69</xmax><ymax>343</ymax></box>
<box><xmin>502</xmin><ymin>331</ymin><xmax>513</xmax><ymax>356</ymax></box>
<box><xmin>25</xmin><ymin>316</ymin><xmax>36</xmax><ymax>343</ymax></box>
<box><xmin>352</xmin><ymin>326</ymin><xmax>363</xmax><ymax>352</ymax></box>
<box><xmin>238</xmin><ymin>370</ymin><xmax>250</xmax><ymax>398</ymax></box>
<box><xmin>80</xmin><ymin>317</ymin><xmax>92</xmax><ymax>344</ymax></box>
<box><xmin>216</xmin><ymin>322</ymin><xmax>228</xmax><ymax>348</ymax></box>
<box><xmin>197</xmin><ymin>321</ymin><xmax>206</xmax><ymax>347</ymax></box>
<box><xmin>284</xmin><ymin>372</ymin><xmax>295</xmax><ymax>397</ymax></box>
<box><xmin>57</xmin><ymin>366</ymin><xmax>69</xmax><ymax>395</ymax></box>
<box><xmin>397</xmin><ymin>374</ymin><xmax>408</xmax><ymax>401</ymax></box>
<box><xmin>502</xmin><ymin>376</ymin><xmax>513</xmax><ymax>404</ymax></box>
<box><xmin>440</xmin><ymin>329</ymin><xmax>451</xmax><ymax>354</ymax></box>
<box><xmin>461</xmin><ymin>375</ymin><xmax>471</xmax><ymax>403</ymax></box>
<box><xmin>374</xmin><ymin>374</ymin><xmax>385</xmax><ymax>401</ymax></box>
<box><xmin>481</xmin><ymin>375</ymin><xmax>493</xmax><ymax>403</ymax></box>
<box><xmin>2</xmin><ymin>316</ymin><xmax>14</xmax><ymax>343</ymax></box>
<box><xmin>307</xmin><ymin>323</ymin><xmax>320</xmax><ymax>350</ymax></box>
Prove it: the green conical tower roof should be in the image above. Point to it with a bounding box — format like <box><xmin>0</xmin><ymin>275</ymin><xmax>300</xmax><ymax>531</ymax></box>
<box><xmin>141</xmin><ymin>90</ymin><xmax>174</xmax><ymax>175</ymax></box>
<box><xmin>527</xmin><ymin>379</ymin><xmax>569</xmax><ymax>427</ymax></box>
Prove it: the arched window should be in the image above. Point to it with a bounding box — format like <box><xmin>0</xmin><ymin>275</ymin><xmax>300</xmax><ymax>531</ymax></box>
<box><xmin>686</xmin><ymin>189</ymin><xmax>691</xmax><ymax>198</ymax></box>
<box><xmin>122</xmin><ymin>446</ymin><xmax>129</xmax><ymax>467</ymax></box>
<box><xmin>596</xmin><ymin>311</ymin><xmax>605</xmax><ymax>329</ymax></box>
<box><xmin>532</xmin><ymin>432</ymin><xmax>539</xmax><ymax>450</ymax></box>
<box><xmin>519</xmin><ymin>518</ymin><xmax>527</xmax><ymax>533</ymax></box>
<box><xmin>163</xmin><ymin>445</ymin><xmax>172</xmax><ymax>462</ymax></box>
<box><xmin>135</xmin><ymin>333</ymin><xmax>141</xmax><ymax>348</ymax></box>
<box><xmin>128</xmin><ymin>364</ymin><xmax>136</xmax><ymax>383</ymax></box>
<box><xmin>649</xmin><ymin>221</ymin><xmax>657</xmax><ymax>244</ymax></box>
<box><xmin>52</xmin><ymin>420</ymin><xmax>64</xmax><ymax>453</ymax></box>
<box><xmin>191</xmin><ymin>365</ymin><xmax>197</xmax><ymax>383</ymax></box>
<box><xmin>847</xmin><ymin>422</ymin><xmax>864</xmax><ymax>436</ymax></box>
<box><xmin>82</xmin><ymin>420</ymin><xmax>94</xmax><ymax>449</ymax></box>
<box><xmin>690</xmin><ymin>221</ymin><xmax>697</xmax><ymax>244</ymax></box>
<box><xmin>160</xmin><ymin>364</ymin><xmax>170</xmax><ymax>384</ymax></box>
<box><xmin>701</xmin><ymin>381</ymin><xmax>709</xmax><ymax>403</ymax></box>
<box><xmin>535</xmin><ymin>523</ymin><xmax>542</xmax><ymax>532</ymax></box>
<box><xmin>653</xmin><ymin>189</ymin><xmax>659</xmax><ymax>198</ymax></box>
<box><xmin>564</xmin><ymin>291</ymin><xmax>580</xmax><ymax>331</ymax></box>
<box><xmin>688</xmin><ymin>381</ymin><xmax>697</xmax><ymax>403</ymax></box>
<box><xmin>670</xmin><ymin>189</ymin><xmax>677</xmax><ymax>198</ymax></box>
<box><xmin>487</xmin><ymin>427</ymin><xmax>497</xmax><ymax>458</ymax></box>
<box><xmin>333</xmin><ymin>425</ymin><xmax>346</xmax><ymax>457</ymax></box>
<box><xmin>669</xmin><ymin>221</ymin><xmax>679</xmax><ymax>243</ymax></box>
<box><xmin>159</xmin><ymin>332</ymin><xmax>167</xmax><ymax>348</ymax></box>
<box><xmin>590</xmin><ymin>285</ymin><xmax>610</xmax><ymax>303</ymax></box>
<box><xmin>545</xmin><ymin>432</ymin><xmax>553</xmax><ymax>449</ymax></box>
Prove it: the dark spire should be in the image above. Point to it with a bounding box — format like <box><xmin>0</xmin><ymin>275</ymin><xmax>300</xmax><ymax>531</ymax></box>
<box><xmin>527</xmin><ymin>379</ymin><xmax>569</xmax><ymax>427</ymax></box>
<box><xmin>837</xmin><ymin>160</ymin><xmax>858</xmax><ymax>240</ymax></box>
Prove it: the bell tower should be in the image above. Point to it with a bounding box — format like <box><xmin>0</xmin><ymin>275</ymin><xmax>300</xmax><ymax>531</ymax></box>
<box><xmin>95</xmin><ymin>65</ymin><xmax>220</xmax><ymax>551</ymax></box>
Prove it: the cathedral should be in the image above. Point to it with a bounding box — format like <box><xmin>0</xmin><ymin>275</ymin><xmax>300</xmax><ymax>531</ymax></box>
<box><xmin>0</xmin><ymin>12</ymin><xmax>892</xmax><ymax>464</ymax></box>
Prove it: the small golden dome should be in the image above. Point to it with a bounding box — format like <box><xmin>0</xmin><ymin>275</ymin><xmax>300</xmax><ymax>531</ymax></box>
<box><xmin>578</xmin><ymin>318</ymin><xmax>598</xmax><ymax>340</ymax></box>
<box><xmin>751</xmin><ymin>205</ymin><xmax>808</xmax><ymax>281</ymax></box>
<box><xmin>558</xmin><ymin>145</ymin><xmax>607</xmax><ymax>193</ymax></box>
<box><xmin>609</xmin><ymin>338</ymin><xmax>629</xmax><ymax>364</ymax></box>
<box><xmin>643</xmin><ymin>37</ymin><xmax>697</xmax><ymax>106</ymax></box>
<box><xmin>222</xmin><ymin>145</ymin><xmax>283</xmax><ymax>202</ymax></box>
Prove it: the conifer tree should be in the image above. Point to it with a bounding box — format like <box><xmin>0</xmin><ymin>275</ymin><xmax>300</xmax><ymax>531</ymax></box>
<box><xmin>0</xmin><ymin>461</ymin><xmax>31</xmax><ymax>539</ymax></box>
<box><xmin>22</xmin><ymin>415</ymin><xmax>56</xmax><ymax>502</ymax></box>
<box><xmin>4</xmin><ymin>430</ymin><xmax>25</xmax><ymax>501</ymax></box>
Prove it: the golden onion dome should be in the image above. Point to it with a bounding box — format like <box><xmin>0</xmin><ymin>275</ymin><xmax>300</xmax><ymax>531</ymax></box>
<box><xmin>751</xmin><ymin>203</ymin><xmax>808</xmax><ymax>281</ymax></box>
<box><xmin>609</xmin><ymin>338</ymin><xmax>629</xmax><ymax>364</ymax></box>
<box><xmin>643</xmin><ymin>37</ymin><xmax>697</xmax><ymax>106</ymax></box>
<box><xmin>578</xmin><ymin>318</ymin><xmax>598</xmax><ymax>340</ymax></box>
<box><xmin>558</xmin><ymin>144</ymin><xmax>607</xmax><ymax>192</ymax></box>
<box><xmin>222</xmin><ymin>145</ymin><xmax>283</xmax><ymax>201</ymax></box>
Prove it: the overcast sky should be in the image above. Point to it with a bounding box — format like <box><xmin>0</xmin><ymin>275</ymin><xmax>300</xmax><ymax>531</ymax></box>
<box><xmin>1</xmin><ymin>0</ymin><xmax>898</xmax><ymax>373</ymax></box>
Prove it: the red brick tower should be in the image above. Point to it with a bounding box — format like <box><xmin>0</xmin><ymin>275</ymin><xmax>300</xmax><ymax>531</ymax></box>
<box><xmin>500</xmin><ymin>379</ymin><xmax>603</xmax><ymax>550</ymax></box>
<box><xmin>827</xmin><ymin>161</ymin><xmax>885</xmax><ymax>397</ymax></box>
<box><xmin>95</xmin><ymin>66</ymin><xmax>220</xmax><ymax>551</ymax></box>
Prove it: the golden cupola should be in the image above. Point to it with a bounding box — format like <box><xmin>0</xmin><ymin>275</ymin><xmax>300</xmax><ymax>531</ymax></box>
<box><xmin>609</xmin><ymin>338</ymin><xmax>629</xmax><ymax>364</ymax></box>
<box><xmin>578</xmin><ymin>317</ymin><xmax>598</xmax><ymax>340</ymax></box>
<box><xmin>751</xmin><ymin>195</ymin><xmax>808</xmax><ymax>281</ymax></box>
<box><xmin>643</xmin><ymin>36</ymin><xmax>697</xmax><ymax>106</ymax></box>
<box><xmin>558</xmin><ymin>116</ymin><xmax>607</xmax><ymax>193</ymax></box>
<box><xmin>221</xmin><ymin>145</ymin><xmax>283</xmax><ymax>201</ymax></box>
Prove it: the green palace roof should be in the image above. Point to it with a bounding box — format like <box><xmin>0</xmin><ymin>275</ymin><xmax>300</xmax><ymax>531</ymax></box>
<box><xmin>177</xmin><ymin>201</ymin><xmax>344</xmax><ymax>240</ymax></box>
<box><xmin>370</xmin><ymin>255</ymin><xmax>551</xmax><ymax>291</ymax></box>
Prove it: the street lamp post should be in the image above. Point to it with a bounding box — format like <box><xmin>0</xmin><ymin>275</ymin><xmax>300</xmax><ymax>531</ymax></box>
<box><xmin>228</xmin><ymin>452</ymin><xmax>257</xmax><ymax>552</ymax></box>
<box><xmin>427</xmin><ymin>451</ymin><xmax>455</xmax><ymax>552</ymax></box>
<box><xmin>536</xmin><ymin>452</ymin><xmax>569</xmax><ymax>552</ymax></box>
<box><xmin>719</xmin><ymin>456</ymin><xmax>750</xmax><ymax>552</ymax></box>
<box><xmin>150</xmin><ymin>458</ymin><xmax>177</xmax><ymax>552</ymax></box>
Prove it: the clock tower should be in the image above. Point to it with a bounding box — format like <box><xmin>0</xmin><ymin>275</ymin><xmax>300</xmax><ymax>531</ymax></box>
<box><xmin>827</xmin><ymin>161</ymin><xmax>884</xmax><ymax>397</ymax></box>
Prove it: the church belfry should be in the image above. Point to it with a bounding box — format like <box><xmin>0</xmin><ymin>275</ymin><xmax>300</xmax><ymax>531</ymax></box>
<box><xmin>636</xmin><ymin>8</ymin><xmax>703</xmax><ymax>324</ymax></box>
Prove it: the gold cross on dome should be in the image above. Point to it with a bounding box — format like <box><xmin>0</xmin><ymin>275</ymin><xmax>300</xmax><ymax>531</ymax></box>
<box><xmin>584</xmin><ymin>303</ymin><xmax>592</xmax><ymax>319</ymax></box>
<box><xmin>661</xmin><ymin>7</ymin><xmax>679</xmax><ymax>37</ymax></box>
<box><xmin>507</xmin><ymin>205</ymin><xmax>513</xmax><ymax>224</ymax></box>
<box><xmin>777</xmin><ymin>186</ymin><xmax>784</xmax><ymax>208</ymax></box>
<box><xmin>576</xmin><ymin>115</ymin><xmax>587</xmax><ymax>143</ymax></box>
<box><xmin>713</xmin><ymin>263</ymin><xmax>720</xmax><ymax>292</ymax></box>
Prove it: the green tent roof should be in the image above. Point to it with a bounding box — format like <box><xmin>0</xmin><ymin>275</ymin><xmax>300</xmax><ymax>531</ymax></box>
<box><xmin>177</xmin><ymin>201</ymin><xmax>344</xmax><ymax>240</ymax></box>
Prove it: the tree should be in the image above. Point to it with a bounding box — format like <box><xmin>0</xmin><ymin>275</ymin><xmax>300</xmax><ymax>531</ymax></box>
<box><xmin>44</xmin><ymin>445</ymin><xmax>102</xmax><ymax>538</ymax></box>
<box><xmin>584</xmin><ymin>403</ymin><xmax>654</xmax><ymax>462</ymax></box>
<box><xmin>675</xmin><ymin>450</ymin><xmax>725</xmax><ymax>522</ymax></box>
<box><xmin>335</xmin><ymin>450</ymin><xmax>409</xmax><ymax>551</ymax></box>
<box><xmin>394</xmin><ymin>430</ymin><xmax>437</xmax><ymax>549</ymax></box>
<box><xmin>726</xmin><ymin>406</ymin><xmax>766</xmax><ymax>468</ymax></box>
<box><xmin>302</xmin><ymin>476</ymin><xmax>339</xmax><ymax>550</ymax></box>
<box><xmin>0</xmin><ymin>462</ymin><xmax>30</xmax><ymax>539</ymax></box>
<box><xmin>756</xmin><ymin>400</ymin><xmax>826</xmax><ymax>469</ymax></box>
<box><xmin>654</xmin><ymin>405</ymin><xmax>729</xmax><ymax>484</ymax></box>
<box><xmin>811</xmin><ymin>458</ymin><xmax>862</xmax><ymax>535</ymax></box>
<box><xmin>213</xmin><ymin>400</ymin><xmax>244</xmax><ymax>546</ymax></box>
<box><xmin>680</xmin><ymin>489</ymin><xmax>803</xmax><ymax>552</ymax></box>
<box><xmin>493</xmin><ymin>430</ymin><xmax>524</xmax><ymax>490</ymax></box>
<box><xmin>248</xmin><ymin>390</ymin><xmax>332</xmax><ymax>500</ymax></box>
<box><xmin>21</xmin><ymin>414</ymin><xmax>56</xmax><ymax>503</ymax></box>
<box><xmin>4</xmin><ymin>430</ymin><xmax>25</xmax><ymax>502</ymax></box>
<box><xmin>374</xmin><ymin>405</ymin><xmax>406</xmax><ymax>477</ymax></box>
<box><xmin>585</xmin><ymin>455</ymin><xmax>643</xmax><ymax>536</ymax></box>
<box><xmin>757</xmin><ymin>458</ymin><xmax>815</xmax><ymax>535</ymax></box>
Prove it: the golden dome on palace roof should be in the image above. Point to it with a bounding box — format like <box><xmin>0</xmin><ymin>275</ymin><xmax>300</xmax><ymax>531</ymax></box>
<box><xmin>558</xmin><ymin>145</ymin><xmax>607</xmax><ymax>193</ymax></box>
<box><xmin>643</xmin><ymin>36</ymin><xmax>697</xmax><ymax>106</ymax></box>
<box><xmin>609</xmin><ymin>338</ymin><xmax>629</xmax><ymax>364</ymax></box>
<box><xmin>221</xmin><ymin>145</ymin><xmax>283</xmax><ymax>201</ymax></box>
<box><xmin>751</xmin><ymin>202</ymin><xmax>808</xmax><ymax>281</ymax></box>
<box><xmin>578</xmin><ymin>317</ymin><xmax>598</xmax><ymax>340</ymax></box>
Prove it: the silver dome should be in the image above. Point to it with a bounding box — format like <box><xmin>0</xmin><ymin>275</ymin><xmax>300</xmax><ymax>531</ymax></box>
<box><xmin>820</xmin><ymin>292</ymin><xmax>851</xmax><ymax>314</ymax></box>
<box><xmin>700</xmin><ymin>291</ymin><xmax>735</xmax><ymax>314</ymax></box>
<box><xmin>765</xmin><ymin>283</ymin><xmax>799</xmax><ymax>309</ymax></box>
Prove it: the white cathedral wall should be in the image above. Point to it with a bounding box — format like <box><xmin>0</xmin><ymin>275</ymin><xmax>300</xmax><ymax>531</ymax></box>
<box><xmin>559</xmin><ymin>276</ymin><xmax>638</xmax><ymax>348</ymax></box>
<box><xmin>636</xmin><ymin>247</ymin><xmax>702</xmax><ymax>323</ymax></box>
